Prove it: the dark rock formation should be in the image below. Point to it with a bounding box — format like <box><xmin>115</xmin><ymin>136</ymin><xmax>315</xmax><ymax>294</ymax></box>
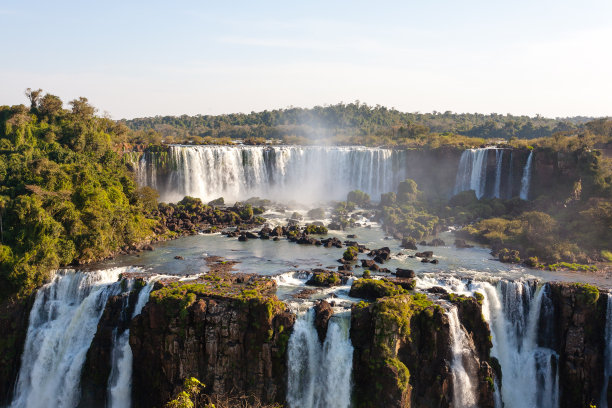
<box><xmin>401</xmin><ymin>237</ymin><xmax>418</xmax><ymax>250</ymax></box>
<box><xmin>129</xmin><ymin>273</ymin><xmax>295</xmax><ymax>408</ymax></box>
<box><xmin>454</xmin><ymin>239</ymin><xmax>474</xmax><ymax>249</ymax></box>
<box><xmin>415</xmin><ymin>251</ymin><xmax>433</xmax><ymax>258</ymax></box>
<box><xmin>314</xmin><ymin>300</ymin><xmax>334</xmax><ymax>343</ymax></box>
<box><xmin>0</xmin><ymin>295</ymin><xmax>35</xmax><ymax>405</ymax></box>
<box><xmin>351</xmin><ymin>290</ymin><xmax>497</xmax><ymax>408</ymax></box>
<box><xmin>369</xmin><ymin>247</ymin><xmax>391</xmax><ymax>264</ymax></box>
<box><xmin>395</xmin><ymin>268</ymin><xmax>415</xmax><ymax>278</ymax></box>
<box><xmin>547</xmin><ymin>282</ymin><xmax>606</xmax><ymax>408</ymax></box>
<box><xmin>79</xmin><ymin>287</ymin><xmax>143</xmax><ymax>408</ymax></box>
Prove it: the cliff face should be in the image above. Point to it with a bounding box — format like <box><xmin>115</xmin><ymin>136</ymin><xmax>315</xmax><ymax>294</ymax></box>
<box><xmin>128</xmin><ymin>273</ymin><xmax>295</xmax><ymax>408</ymax></box>
<box><xmin>0</xmin><ymin>295</ymin><xmax>34</xmax><ymax>405</ymax></box>
<box><xmin>547</xmin><ymin>282</ymin><xmax>607</xmax><ymax>408</ymax></box>
<box><xmin>350</xmin><ymin>292</ymin><xmax>497</xmax><ymax>408</ymax></box>
<box><xmin>79</xmin><ymin>286</ymin><xmax>143</xmax><ymax>408</ymax></box>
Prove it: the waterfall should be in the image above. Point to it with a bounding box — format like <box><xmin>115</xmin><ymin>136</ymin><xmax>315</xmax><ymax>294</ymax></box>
<box><xmin>11</xmin><ymin>269</ymin><xmax>124</xmax><ymax>408</ymax></box>
<box><xmin>287</xmin><ymin>309</ymin><xmax>353</xmax><ymax>408</ymax></box>
<box><xmin>447</xmin><ymin>307</ymin><xmax>478</xmax><ymax>408</ymax></box>
<box><xmin>519</xmin><ymin>151</ymin><xmax>534</xmax><ymax>200</ymax></box>
<box><xmin>473</xmin><ymin>280</ymin><xmax>559</xmax><ymax>408</ymax></box>
<box><xmin>601</xmin><ymin>294</ymin><xmax>612</xmax><ymax>408</ymax></box>
<box><xmin>453</xmin><ymin>148</ymin><xmax>492</xmax><ymax>199</ymax></box>
<box><xmin>136</xmin><ymin>145</ymin><xmax>407</xmax><ymax>203</ymax></box>
<box><xmin>493</xmin><ymin>149</ymin><xmax>504</xmax><ymax>199</ymax></box>
<box><xmin>106</xmin><ymin>279</ymin><xmax>157</xmax><ymax>408</ymax></box>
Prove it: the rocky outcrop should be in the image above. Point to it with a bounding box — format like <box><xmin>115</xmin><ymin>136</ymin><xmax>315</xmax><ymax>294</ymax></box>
<box><xmin>79</xmin><ymin>285</ymin><xmax>143</xmax><ymax>408</ymax></box>
<box><xmin>0</xmin><ymin>295</ymin><xmax>35</xmax><ymax>405</ymax></box>
<box><xmin>129</xmin><ymin>272</ymin><xmax>295</xmax><ymax>408</ymax></box>
<box><xmin>314</xmin><ymin>300</ymin><xmax>334</xmax><ymax>343</ymax></box>
<box><xmin>547</xmin><ymin>282</ymin><xmax>607</xmax><ymax>408</ymax></box>
<box><xmin>350</xmin><ymin>290</ymin><xmax>497</xmax><ymax>408</ymax></box>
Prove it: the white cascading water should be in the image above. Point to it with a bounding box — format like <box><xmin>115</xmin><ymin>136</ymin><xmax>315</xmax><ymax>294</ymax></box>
<box><xmin>447</xmin><ymin>307</ymin><xmax>478</xmax><ymax>408</ymax></box>
<box><xmin>417</xmin><ymin>276</ymin><xmax>559</xmax><ymax>408</ymax></box>
<box><xmin>519</xmin><ymin>151</ymin><xmax>534</xmax><ymax>200</ymax></box>
<box><xmin>454</xmin><ymin>148</ymin><xmax>490</xmax><ymax>199</ymax></box>
<box><xmin>287</xmin><ymin>309</ymin><xmax>353</xmax><ymax>408</ymax></box>
<box><xmin>11</xmin><ymin>269</ymin><xmax>125</xmax><ymax>408</ymax></box>
<box><xmin>136</xmin><ymin>145</ymin><xmax>407</xmax><ymax>203</ymax></box>
<box><xmin>106</xmin><ymin>279</ymin><xmax>158</xmax><ymax>408</ymax></box>
<box><xmin>600</xmin><ymin>294</ymin><xmax>612</xmax><ymax>408</ymax></box>
<box><xmin>493</xmin><ymin>149</ymin><xmax>504</xmax><ymax>199</ymax></box>
<box><xmin>472</xmin><ymin>280</ymin><xmax>559</xmax><ymax>408</ymax></box>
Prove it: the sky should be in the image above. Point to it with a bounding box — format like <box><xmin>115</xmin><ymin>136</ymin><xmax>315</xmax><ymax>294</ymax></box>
<box><xmin>1</xmin><ymin>0</ymin><xmax>611</xmax><ymax>119</ymax></box>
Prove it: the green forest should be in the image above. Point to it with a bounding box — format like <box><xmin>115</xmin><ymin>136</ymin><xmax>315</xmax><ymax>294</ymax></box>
<box><xmin>122</xmin><ymin>102</ymin><xmax>595</xmax><ymax>145</ymax></box>
<box><xmin>0</xmin><ymin>90</ymin><xmax>158</xmax><ymax>300</ymax></box>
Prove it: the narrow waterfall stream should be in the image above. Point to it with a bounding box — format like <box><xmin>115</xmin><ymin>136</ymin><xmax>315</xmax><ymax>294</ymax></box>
<box><xmin>447</xmin><ymin>307</ymin><xmax>478</xmax><ymax>408</ymax></box>
<box><xmin>520</xmin><ymin>150</ymin><xmax>534</xmax><ymax>200</ymax></box>
<box><xmin>11</xmin><ymin>269</ymin><xmax>125</xmax><ymax>408</ymax></box>
<box><xmin>286</xmin><ymin>309</ymin><xmax>353</xmax><ymax>408</ymax></box>
<box><xmin>106</xmin><ymin>279</ymin><xmax>158</xmax><ymax>408</ymax></box>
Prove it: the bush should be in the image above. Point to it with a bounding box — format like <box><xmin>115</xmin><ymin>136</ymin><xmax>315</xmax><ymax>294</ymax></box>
<box><xmin>347</xmin><ymin>190</ymin><xmax>371</xmax><ymax>207</ymax></box>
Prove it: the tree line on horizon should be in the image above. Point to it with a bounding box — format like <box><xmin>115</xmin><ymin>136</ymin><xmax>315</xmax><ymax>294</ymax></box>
<box><xmin>121</xmin><ymin>102</ymin><xmax>600</xmax><ymax>145</ymax></box>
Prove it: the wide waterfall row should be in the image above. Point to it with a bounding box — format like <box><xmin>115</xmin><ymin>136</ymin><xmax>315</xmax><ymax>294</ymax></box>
<box><xmin>287</xmin><ymin>309</ymin><xmax>353</xmax><ymax>408</ymax></box>
<box><xmin>11</xmin><ymin>269</ymin><xmax>155</xmax><ymax>408</ymax></box>
<box><xmin>453</xmin><ymin>148</ymin><xmax>534</xmax><ymax>200</ymax></box>
<box><xmin>135</xmin><ymin>145</ymin><xmax>407</xmax><ymax>203</ymax></box>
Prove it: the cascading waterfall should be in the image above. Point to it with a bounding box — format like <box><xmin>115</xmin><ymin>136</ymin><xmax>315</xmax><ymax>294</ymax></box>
<box><xmin>520</xmin><ymin>151</ymin><xmax>534</xmax><ymax>200</ymax></box>
<box><xmin>286</xmin><ymin>309</ymin><xmax>353</xmax><ymax>408</ymax></box>
<box><xmin>136</xmin><ymin>145</ymin><xmax>407</xmax><ymax>203</ymax></box>
<box><xmin>447</xmin><ymin>307</ymin><xmax>478</xmax><ymax>408</ymax></box>
<box><xmin>472</xmin><ymin>280</ymin><xmax>559</xmax><ymax>408</ymax></box>
<box><xmin>454</xmin><ymin>148</ymin><xmax>489</xmax><ymax>199</ymax></box>
<box><xmin>600</xmin><ymin>294</ymin><xmax>612</xmax><ymax>408</ymax></box>
<box><xmin>417</xmin><ymin>276</ymin><xmax>559</xmax><ymax>408</ymax></box>
<box><xmin>106</xmin><ymin>279</ymin><xmax>158</xmax><ymax>408</ymax></box>
<box><xmin>11</xmin><ymin>269</ymin><xmax>125</xmax><ymax>408</ymax></box>
<box><xmin>454</xmin><ymin>148</ymin><xmax>508</xmax><ymax>199</ymax></box>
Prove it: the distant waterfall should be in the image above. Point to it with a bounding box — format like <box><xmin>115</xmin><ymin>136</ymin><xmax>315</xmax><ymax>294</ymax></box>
<box><xmin>107</xmin><ymin>279</ymin><xmax>157</xmax><ymax>408</ymax></box>
<box><xmin>447</xmin><ymin>307</ymin><xmax>478</xmax><ymax>408</ymax></box>
<box><xmin>136</xmin><ymin>145</ymin><xmax>407</xmax><ymax>203</ymax></box>
<box><xmin>287</xmin><ymin>309</ymin><xmax>353</xmax><ymax>408</ymax></box>
<box><xmin>601</xmin><ymin>294</ymin><xmax>612</xmax><ymax>408</ymax></box>
<box><xmin>520</xmin><ymin>151</ymin><xmax>534</xmax><ymax>200</ymax></box>
<box><xmin>454</xmin><ymin>148</ymin><xmax>534</xmax><ymax>200</ymax></box>
<box><xmin>454</xmin><ymin>148</ymin><xmax>507</xmax><ymax>199</ymax></box>
<box><xmin>11</xmin><ymin>269</ymin><xmax>124</xmax><ymax>408</ymax></box>
<box><xmin>454</xmin><ymin>148</ymin><xmax>489</xmax><ymax>199</ymax></box>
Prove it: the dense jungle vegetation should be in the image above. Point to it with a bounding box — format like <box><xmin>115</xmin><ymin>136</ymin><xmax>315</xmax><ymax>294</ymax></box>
<box><xmin>0</xmin><ymin>89</ymin><xmax>158</xmax><ymax>301</ymax></box>
<box><xmin>122</xmin><ymin>102</ymin><xmax>595</xmax><ymax>146</ymax></box>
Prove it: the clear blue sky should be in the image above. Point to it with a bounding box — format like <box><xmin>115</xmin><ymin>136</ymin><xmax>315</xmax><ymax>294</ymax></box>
<box><xmin>1</xmin><ymin>0</ymin><xmax>611</xmax><ymax>119</ymax></box>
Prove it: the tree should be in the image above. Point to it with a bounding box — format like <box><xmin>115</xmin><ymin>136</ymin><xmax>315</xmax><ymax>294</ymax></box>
<box><xmin>38</xmin><ymin>94</ymin><xmax>64</xmax><ymax>119</ymax></box>
<box><xmin>25</xmin><ymin>88</ymin><xmax>43</xmax><ymax>110</ymax></box>
<box><xmin>69</xmin><ymin>97</ymin><xmax>96</xmax><ymax>118</ymax></box>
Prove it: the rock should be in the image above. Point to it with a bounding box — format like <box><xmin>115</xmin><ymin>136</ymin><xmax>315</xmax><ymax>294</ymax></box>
<box><xmin>369</xmin><ymin>247</ymin><xmax>391</xmax><ymax>264</ymax></box>
<box><xmin>347</xmin><ymin>234</ymin><xmax>357</xmax><ymax>239</ymax></box>
<box><xmin>430</xmin><ymin>259</ymin><xmax>439</xmax><ymax>264</ymax></box>
<box><xmin>174</xmin><ymin>255</ymin><xmax>184</xmax><ymax>260</ymax></box>
<box><xmin>395</xmin><ymin>268</ymin><xmax>415</xmax><ymax>278</ymax></box>
<box><xmin>415</xmin><ymin>251</ymin><xmax>433</xmax><ymax>258</ymax></box>
<box><xmin>419</xmin><ymin>240</ymin><xmax>427</xmax><ymax>246</ymax></box>
<box><xmin>338</xmin><ymin>264</ymin><xmax>353</xmax><ymax>272</ymax></box>
<box><xmin>427</xmin><ymin>238</ymin><xmax>445</xmax><ymax>247</ymax></box>
<box><xmin>143</xmin><ymin>244</ymin><xmax>154</xmax><ymax>251</ymax></box>
<box><xmin>306</xmin><ymin>271</ymin><xmax>342</xmax><ymax>287</ymax></box>
<box><xmin>238</xmin><ymin>235</ymin><xmax>248</xmax><ymax>242</ymax></box>
<box><xmin>130</xmin><ymin>274</ymin><xmax>295</xmax><ymax>408</ymax></box>
<box><xmin>245</xmin><ymin>231</ymin><xmax>258</xmax><ymax>239</ymax></box>
<box><xmin>314</xmin><ymin>301</ymin><xmax>334</xmax><ymax>343</ymax></box>
<box><xmin>401</xmin><ymin>237</ymin><xmax>418</xmax><ymax>250</ymax></box>
<box><xmin>273</xmin><ymin>237</ymin><xmax>280</xmax><ymax>241</ymax></box>
<box><xmin>421</xmin><ymin>258</ymin><xmax>430</xmax><ymax>263</ymax></box>
<box><xmin>427</xmin><ymin>286</ymin><xmax>448</xmax><ymax>295</ymax></box>
<box><xmin>454</xmin><ymin>239</ymin><xmax>474</xmax><ymax>249</ymax></box>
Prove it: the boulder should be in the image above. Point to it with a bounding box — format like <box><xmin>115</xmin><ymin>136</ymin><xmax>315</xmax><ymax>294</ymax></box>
<box><xmin>395</xmin><ymin>268</ymin><xmax>415</xmax><ymax>278</ymax></box>
<box><xmin>314</xmin><ymin>301</ymin><xmax>334</xmax><ymax>343</ymax></box>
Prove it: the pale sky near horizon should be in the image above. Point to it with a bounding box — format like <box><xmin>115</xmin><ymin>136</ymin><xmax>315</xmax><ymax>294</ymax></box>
<box><xmin>1</xmin><ymin>0</ymin><xmax>611</xmax><ymax>119</ymax></box>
